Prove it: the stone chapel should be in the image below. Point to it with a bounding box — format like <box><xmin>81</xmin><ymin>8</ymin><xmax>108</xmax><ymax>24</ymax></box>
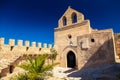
<box><xmin>54</xmin><ymin>7</ymin><xmax>117</xmax><ymax>69</ymax></box>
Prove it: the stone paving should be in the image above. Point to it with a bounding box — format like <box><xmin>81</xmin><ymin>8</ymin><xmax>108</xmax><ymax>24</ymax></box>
<box><xmin>1</xmin><ymin>67</ymin><xmax>81</xmax><ymax>80</ymax></box>
<box><xmin>0</xmin><ymin>50</ymin><xmax>119</xmax><ymax>80</ymax></box>
<box><xmin>52</xmin><ymin>67</ymin><xmax>81</xmax><ymax>80</ymax></box>
<box><xmin>1</xmin><ymin>63</ymin><xmax>120</xmax><ymax>80</ymax></box>
<box><xmin>52</xmin><ymin>64</ymin><xmax>120</xmax><ymax>80</ymax></box>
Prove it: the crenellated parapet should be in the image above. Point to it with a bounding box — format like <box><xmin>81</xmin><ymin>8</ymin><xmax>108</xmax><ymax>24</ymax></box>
<box><xmin>0</xmin><ymin>38</ymin><xmax>4</xmax><ymax>45</ymax></box>
<box><xmin>0</xmin><ymin>38</ymin><xmax>56</xmax><ymax>77</ymax></box>
<box><xmin>0</xmin><ymin>37</ymin><xmax>54</xmax><ymax>55</ymax></box>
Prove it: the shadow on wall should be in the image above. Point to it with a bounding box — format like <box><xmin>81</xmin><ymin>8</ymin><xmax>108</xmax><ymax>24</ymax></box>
<box><xmin>66</xmin><ymin>39</ymin><xmax>118</xmax><ymax>80</ymax></box>
<box><xmin>0</xmin><ymin>55</ymin><xmax>27</xmax><ymax>78</ymax></box>
<box><xmin>0</xmin><ymin>54</ymin><xmax>54</xmax><ymax>78</ymax></box>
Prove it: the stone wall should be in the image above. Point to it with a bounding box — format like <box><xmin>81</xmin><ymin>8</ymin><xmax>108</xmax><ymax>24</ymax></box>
<box><xmin>54</xmin><ymin>7</ymin><xmax>93</xmax><ymax>68</ymax></box>
<box><xmin>77</xmin><ymin>31</ymin><xmax>116</xmax><ymax>69</ymax></box>
<box><xmin>54</xmin><ymin>7</ymin><xmax>116</xmax><ymax>69</ymax></box>
<box><xmin>0</xmin><ymin>38</ymin><xmax>53</xmax><ymax>55</ymax></box>
<box><xmin>54</xmin><ymin>20</ymin><xmax>91</xmax><ymax>67</ymax></box>
<box><xmin>0</xmin><ymin>38</ymin><xmax>54</xmax><ymax>78</ymax></box>
<box><xmin>115</xmin><ymin>33</ymin><xmax>120</xmax><ymax>58</ymax></box>
<box><xmin>58</xmin><ymin>6</ymin><xmax>84</xmax><ymax>28</ymax></box>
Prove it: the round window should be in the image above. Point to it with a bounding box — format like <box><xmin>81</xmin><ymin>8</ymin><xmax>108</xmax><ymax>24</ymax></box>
<box><xmin>68</xmin><ymin>34</ymin><xmax>72</xmax><ymax>39</ymax></box>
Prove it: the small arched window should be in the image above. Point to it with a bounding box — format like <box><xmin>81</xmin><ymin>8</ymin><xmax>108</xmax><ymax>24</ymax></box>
<box><xmin>63</xmin><ymin>16</ymin><xmax>67</xmax><ymax>26</ymax></box>
<box><xmin>72</xmin><ymin>13</ymin><xmax>77</xmax><ymax>23</ymax></box>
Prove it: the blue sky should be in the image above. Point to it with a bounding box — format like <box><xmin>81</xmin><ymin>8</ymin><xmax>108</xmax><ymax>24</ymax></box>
<box><xmin>0</xmin><ymin>0</ymin><xmax>120</xmax><ymax>45</ymax></box>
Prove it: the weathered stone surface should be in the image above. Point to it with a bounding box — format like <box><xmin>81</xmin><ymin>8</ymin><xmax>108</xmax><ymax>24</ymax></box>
<box><xmin>0</xmin><ymin>6</ymin><xmax>119</xmax><ymax>79</ymax></box>
<box><xmin>54</xmin><ymin>7</ymin><xmax>116</xmax><ymax>69</ymax></box>
<box><xmin>115</xmin><ymin>34</ymin><xmax>120</xmax><ymax>56</ymax></box>
<box><xmin>0</xmin><ymin>38</ymin><xmax>54</xmax><ymax>78</ymax></box>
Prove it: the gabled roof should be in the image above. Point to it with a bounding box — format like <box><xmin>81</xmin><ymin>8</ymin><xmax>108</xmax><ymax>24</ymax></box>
<box><xmin>58</xmin><ymin>6</ymin><xmax>84</xmax><ymax>21</ymax></box>
<box><xmin>58</xmin><ymin>6</ymin><xmax>85</xmax><ymax>28</ymax></box>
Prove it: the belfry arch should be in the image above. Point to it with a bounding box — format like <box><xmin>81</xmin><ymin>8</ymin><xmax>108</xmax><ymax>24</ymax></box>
<box><xmin>67</xmin><ymin>51</ymin><xmax>76</xmax><ymax>68</ymax></box>
<box><xmin>62</xmin><ymin>16</ymin><xmax>67</xmax><ymax>26</ymax></box>
<box><xmin>71</xmin><ymin>12</ymin><xmax>77</xmax><ymax>23</ymax></box>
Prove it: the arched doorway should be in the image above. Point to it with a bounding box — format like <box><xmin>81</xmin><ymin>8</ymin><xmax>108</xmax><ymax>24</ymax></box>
<box><xmin>67</xmin><ymin>51</ymin><xmax>76</xmax><ymax>68</ymax></box>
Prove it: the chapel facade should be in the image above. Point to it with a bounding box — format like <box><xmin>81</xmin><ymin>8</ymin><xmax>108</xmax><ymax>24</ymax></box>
<box><xmin>54</xmin><ymin>7</ymin><xmax>117</xmax><ymax>69</ymax></box>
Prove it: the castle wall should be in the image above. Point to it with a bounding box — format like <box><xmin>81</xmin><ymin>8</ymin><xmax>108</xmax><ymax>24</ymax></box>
<box><xmin>0</xmin><ymin>38</ymin><xmax>54</xmax><ymax>78</ymax></box>
<box><xmin>77</xmin><ymin>31</ymin><xmax>116</xmax><ymax>69</ymax></box>
<box><xmin>0</xmin><ymin>38</ymin><xmax>53</xmax><ymax>55</ymax></box>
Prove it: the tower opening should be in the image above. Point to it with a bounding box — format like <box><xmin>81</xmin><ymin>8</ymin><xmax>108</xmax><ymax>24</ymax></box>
<box><xmin>72</xmin><ymin>13</ymin><xmax>77</xmax><ymax>23</ymax></box>
<box><xmin>63</xmin><ymin>16</ymin><xmax>67</xmax><ymax>26</ymax></box>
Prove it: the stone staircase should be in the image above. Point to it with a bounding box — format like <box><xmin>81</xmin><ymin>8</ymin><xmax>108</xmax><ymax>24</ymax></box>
<box><xmin>0</xmin><ymin>52</ymin><xmax>22</xmax><ymax>78</ymax></box>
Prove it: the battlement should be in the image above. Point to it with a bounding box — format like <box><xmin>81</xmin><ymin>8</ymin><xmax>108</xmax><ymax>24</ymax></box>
<box><xmin>0</xmin><ymin>38</ymin><xmax>55</xmax><ymax>77</ymax></box>
<box><xmin>0</xmin><ymin>37</ymin><xmax>53</xmax><ymax>48</ymax></box>
<box><xmin>0</xmin><ymin>37</ymin><xmax>54</xmax><ymax>55</ymax></box>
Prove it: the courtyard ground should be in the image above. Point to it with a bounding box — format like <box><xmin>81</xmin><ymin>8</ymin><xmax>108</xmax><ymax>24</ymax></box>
<box><xmin>1</xmin><ymin>63</ymin><xmax>120</xmax><ymax>80</ymax></box>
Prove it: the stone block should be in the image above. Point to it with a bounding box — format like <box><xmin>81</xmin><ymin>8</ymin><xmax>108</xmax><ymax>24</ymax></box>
<box><xmin>32</xmin><ymin>42</ymin><xmax>36</xmax><ymax>47</ymax></box>
<box><xmin>18</xmin><ymin>40</ymin><xmax>23</xmax><ymax>46</ymax></box>
<box><xmin>9</xmin><ymin>39</ymin><xmax>15</xmax><ymax>46</ymax></box>
<box><xmin>25</xmin><ymin>41</ymin><xmax>30</xmax><ymax>47</ymax></box>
